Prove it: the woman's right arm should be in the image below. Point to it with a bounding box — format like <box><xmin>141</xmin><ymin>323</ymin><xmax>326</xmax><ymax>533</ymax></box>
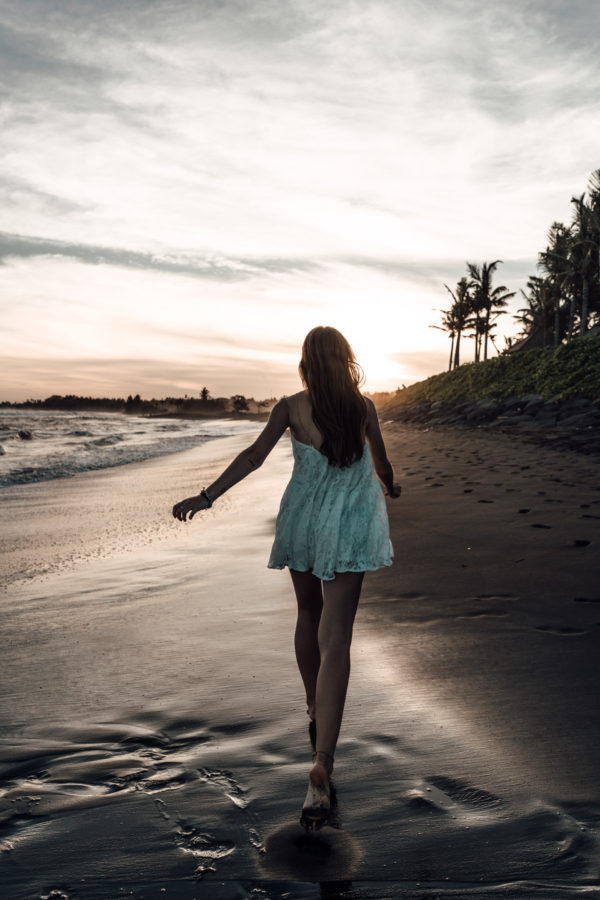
<box><xmin>365</xmin><ymin>398</ymin><xmax>401</xmax><ymax>498</ymax></box>
<box><xmin>172</xmin><ymin>398</ymin><xmax>290</xmax><ymax>521</ymax></box>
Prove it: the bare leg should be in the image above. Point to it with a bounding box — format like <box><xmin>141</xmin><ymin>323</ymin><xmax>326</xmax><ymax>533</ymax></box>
<box><xmin>314</xmin><ymin>571</ymin><xmax>363</xmax><ymax>760</ymax></box>
<box><xmin>290</xmin><ymin>569</ymin><xmax>323</xmax><ymax>720</ymax></box>
<box><xmin>301</xmin><ymin>570</ymin><xmax>364</xmax><ymax>828</ymax></box>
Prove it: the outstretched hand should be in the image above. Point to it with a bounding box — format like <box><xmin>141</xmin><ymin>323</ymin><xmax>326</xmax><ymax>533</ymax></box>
<box><xmin>172</xmin><ymin>493</ymin><xmax>211</xmax><ymax>522</ymax></box>
<box><xmin>387</xmin><ymin>483</ymin><xmax>402</xmax><ymax>498</ymax></box>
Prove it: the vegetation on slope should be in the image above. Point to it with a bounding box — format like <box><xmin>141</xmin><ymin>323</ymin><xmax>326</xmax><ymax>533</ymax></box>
<box><xmin>387</xmin><ymin>335</ymin><xmax>600</xmax><ymax>409</ymax></box>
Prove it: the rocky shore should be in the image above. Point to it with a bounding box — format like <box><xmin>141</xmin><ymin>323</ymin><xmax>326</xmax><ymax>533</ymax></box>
<box><xmin>384</xmin><ymin>394</ymin><xmax>600</xmax><ymax>454</ymax></box>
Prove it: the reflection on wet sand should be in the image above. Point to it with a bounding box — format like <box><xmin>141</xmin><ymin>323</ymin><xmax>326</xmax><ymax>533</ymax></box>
<box><xmin>1</xmin><ymin>428</ymin><xmax>599</xmax><ymax>897</ymax></box>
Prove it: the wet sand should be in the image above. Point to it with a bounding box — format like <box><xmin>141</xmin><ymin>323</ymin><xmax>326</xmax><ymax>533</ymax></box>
<box><xmin>1</xmin><ymin>425</ymin><xmax>599</xmax><ymax>899</ymax></box>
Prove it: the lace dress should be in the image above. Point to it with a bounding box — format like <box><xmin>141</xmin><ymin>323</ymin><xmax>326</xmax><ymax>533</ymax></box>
<box><xmin>268</xmin><ymin>433</ymin><xmax>393</xmax><ymax>581</ymax></box>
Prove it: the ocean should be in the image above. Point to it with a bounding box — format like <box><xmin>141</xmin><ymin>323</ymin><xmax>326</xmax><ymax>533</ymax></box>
<box><xmin>0</xmin><ymin>409</ymin><xmax>261</xmax><ymax>488</ymax></box>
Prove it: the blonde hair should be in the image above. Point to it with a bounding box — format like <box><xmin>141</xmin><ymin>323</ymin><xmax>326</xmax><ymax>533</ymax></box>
<box><xmin>299</xmin><ymin>326</ymin><xmax>367</xmax><ymax>467</ymax></box>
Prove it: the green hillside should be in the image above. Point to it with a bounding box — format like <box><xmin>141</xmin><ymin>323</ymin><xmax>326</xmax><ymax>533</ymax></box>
<box><xmin>388</xmin><ymin>336</ymin><xmax>600</xmax><ymax>409</ymax></box>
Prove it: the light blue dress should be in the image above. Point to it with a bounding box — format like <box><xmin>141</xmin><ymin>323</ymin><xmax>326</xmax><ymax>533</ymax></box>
<box><xmin>268</xmin><ymin>432</ymin><xmax>393</xmax><ymax>581</ymax></box>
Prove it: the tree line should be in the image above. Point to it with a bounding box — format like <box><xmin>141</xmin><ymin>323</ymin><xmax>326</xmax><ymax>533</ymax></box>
<box><xmin>1</xmin><ymin>390</ymin><xmax>274</xmax><ymax>413</ymax></box>
<box><xmin>436</xmin><ymin>169</ymin><xmax>600</xmax><ymax>370</ymax></box>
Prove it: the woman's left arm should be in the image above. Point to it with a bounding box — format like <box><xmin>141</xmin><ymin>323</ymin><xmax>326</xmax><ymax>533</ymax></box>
<box><xmin>172</xmin><ymin>398</ymin><xmax>290</xmax><ymax>521</ymax></box>
<box><xmin>365</xmin><ymin>398</ymin><xmax>401</xmax><ymax>498</ymax></box>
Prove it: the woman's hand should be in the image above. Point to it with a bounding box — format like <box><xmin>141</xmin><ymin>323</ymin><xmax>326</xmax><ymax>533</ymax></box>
<box><xmin>387</xmin><ymin>482</ymin><xmax>402</xmax><ymax>498</ymax></box>
<box><xmin>172</xmin><ymin>493</ymin><xmax>211</xmax><ymax>522</ymax></box>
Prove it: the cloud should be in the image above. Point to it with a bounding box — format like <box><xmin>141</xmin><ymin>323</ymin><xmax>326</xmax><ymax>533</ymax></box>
<box><xmin>0</xmin><ymin>231</ymin><xmax>319</xmax><ymax>280</ymax></box>
<box><xmin>2</xmin><ymin>0</ymin><xmax>600</xmax><ymax>399</ymax></box>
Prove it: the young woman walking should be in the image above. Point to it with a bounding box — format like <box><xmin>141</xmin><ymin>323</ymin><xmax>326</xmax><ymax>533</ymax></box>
<box><xmin>172</xmin><ymin>326</ymin><xmax>400</xmax><ymax>828</ymax></box>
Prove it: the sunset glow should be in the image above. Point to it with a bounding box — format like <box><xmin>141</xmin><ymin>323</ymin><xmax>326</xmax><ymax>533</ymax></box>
<box><xmin>2</xmin><ymin>1</ymin><xmax>599</xmax><ymax>400</ymax></box>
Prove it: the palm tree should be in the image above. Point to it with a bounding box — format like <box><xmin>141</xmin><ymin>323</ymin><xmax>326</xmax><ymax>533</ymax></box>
<box><xmin>569</xmin><ymin>176</ymin><xmax>600</xmax><ymax>335</ymax></box>
<box><xmin>538</xmin><ymin>222</ymin><xmax>571</xmax><ymax>346</ymax></box>
<box><xmin>466</xmin><ymin>261</ymin><xmax>515</xmax><ymax>360</ymax></box>
<box><xmin>587</xmin><ymin>169</ymin><xmax>600</xmax><ymax>328</ymax></box>
<box><xmin>516</xmin><ymin>275</ymin><xmax>555</xmax><ymax>345</ymax></box>
<box><xmin>536</xmin><ymin>175</ymin><xmax>600</xmax><ymax>341</ymax></box>
<box><xmin>430</xmin><ymin>307</ymin><xmax>457</xmax><ymax>371</ymax></box>
<box><xmin>443</xmin><ymin>277</ymin><xmax>472</xmax><ymax>368</ymax></box>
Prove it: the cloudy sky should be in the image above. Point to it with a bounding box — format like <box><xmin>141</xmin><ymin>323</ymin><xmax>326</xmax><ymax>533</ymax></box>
<box><xmin>2</xmin><ymin>0</ymin><xmax>599</xmax><ymax>401</ymax></box>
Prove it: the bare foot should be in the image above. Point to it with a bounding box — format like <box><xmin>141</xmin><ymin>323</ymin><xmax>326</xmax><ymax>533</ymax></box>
<box><xmin>300</xmin><ymin>752</ymin><xmax>333</xmax><ymax>831</ymax></box>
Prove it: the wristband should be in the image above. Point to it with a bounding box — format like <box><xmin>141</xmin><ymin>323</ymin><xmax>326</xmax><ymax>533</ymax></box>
<box><xmin>200</xmin><ymin>488</ymin><xmax>214</xmax><ymax>507</ymax></box>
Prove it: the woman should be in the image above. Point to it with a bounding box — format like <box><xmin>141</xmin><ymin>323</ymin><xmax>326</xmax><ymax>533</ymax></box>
<box><xmin>172</xmin><ymin>326</ymin><xmax>400</xmax><ymax>829</ymax></box>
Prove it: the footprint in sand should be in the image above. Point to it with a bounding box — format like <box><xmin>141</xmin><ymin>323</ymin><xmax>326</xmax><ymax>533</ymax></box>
<box><xmin>426</xmin><ymin>776</ymin><xmax>502</xmax><ymax>810</ymax></box>
<box><xmin>174</xmin><ymin>820</ymin><xmax>236</xmax><ymax>878</ymax></box>
<box><xmin>197</xmin><ymin>768</ymin><xmax>249</xmax><ymax>808</ymax></box>
<box><xmin>154</xmin><ymin>798</ymin><xmax>170</xmax><ymax>820</ymax></box>
<box><xmin>461</xmin><ymin>609</ymin><xmax>508</xmax><ymax>618</ymax></box>
<box><xmin>534</xmin><ymin>625</ymin><xmax>587</xmax><ymax>636</ymax></box>
<box><xmin>404</xmin><ymin>791</ymin><xmax>450</xmax><ymax>814</ymax></box>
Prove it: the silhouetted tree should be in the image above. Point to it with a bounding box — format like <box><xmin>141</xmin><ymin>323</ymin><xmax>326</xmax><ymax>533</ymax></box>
<box><xmin>444</xmin><ymin>277</ymin><xmax>472</xmax><ymax>368</ymax></box>
<box><xmin>467</xmin><ymin>261</ymin><xmax>515</xmax><ymax>361</ymax></box>
<box><xmin>232</xmin><ymin>395</ymin><xmax>249</xmax><ymax>412</ymax></box>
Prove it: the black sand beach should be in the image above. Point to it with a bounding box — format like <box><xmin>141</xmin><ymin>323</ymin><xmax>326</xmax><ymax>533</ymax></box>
<box><xmin>1</xmin><ymin>426</ymin><xmax>599</xmax><ymax>898</ymax></box>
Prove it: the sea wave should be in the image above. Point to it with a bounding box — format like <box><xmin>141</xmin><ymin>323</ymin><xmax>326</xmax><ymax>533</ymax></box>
<box><xmin>0</xmin><ymin>410</ymin><xmax>261</xmax><ymax>487</ymax></box>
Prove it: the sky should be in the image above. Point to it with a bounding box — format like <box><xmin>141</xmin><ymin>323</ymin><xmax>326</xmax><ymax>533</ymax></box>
<box><xmin>2</xmin><ymin>0</ymin><xmax>600</xmax><ymax>401</ymax></box>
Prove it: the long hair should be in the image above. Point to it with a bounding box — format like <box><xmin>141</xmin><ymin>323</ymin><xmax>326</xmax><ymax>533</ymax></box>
<box><xmin>299</xmin><ymin>326</ymin><xmax>367</xmax><ymax>467</ymax></box>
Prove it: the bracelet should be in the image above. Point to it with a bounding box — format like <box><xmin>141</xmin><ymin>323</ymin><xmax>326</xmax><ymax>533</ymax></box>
<box><xmin>200</xmin><ymin>488</ymin><xmax>214</xmax><ymax>507</ymax></box>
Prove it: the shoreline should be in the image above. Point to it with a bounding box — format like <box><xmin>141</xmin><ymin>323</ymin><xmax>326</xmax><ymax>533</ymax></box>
<box><xmin>1</xmin><ymin>403</ymin><xmax>271</xmax><ymax>420</ymax></box>
<box><xmin>0</xmin><ymin>428</ymin><xmax>265</xmax><ymax>589</ymax></box>
<box><xmin>1</xmin><ymin>423</ymin><xmax>599</xmax><ymax>896</ymax></box>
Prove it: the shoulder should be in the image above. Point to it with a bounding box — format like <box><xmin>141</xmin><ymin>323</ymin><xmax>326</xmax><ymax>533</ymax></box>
<box><xmin>363</xmin><ymin>395</ymin><xmax>377</xmax><ymax>417</ymax></box>
<box><xmin>269</xmin><ymin>396</ymin><xmax>290</xmax><ymax>418</ymax></box>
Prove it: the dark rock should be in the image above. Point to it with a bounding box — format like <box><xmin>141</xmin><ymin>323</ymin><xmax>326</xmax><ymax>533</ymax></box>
<box><xmin>508</xmin><ymin>414</ymin><xmax>539</xmax><ymax>427</ymax></box>
<box><xmin>558</xmin><ymin>398</ymin><xmax>592</xmax><ymax>418</ymax></box>
<box><xmin>501</xmin><ymin>396</ymin><xmax>526</xmax><ymax>412</ymax></box>
<box><xmin>557</xmin><ymin>411</ymin><xmax>600</xmax><ymax>429</ymax></box>
<box><xmin>464</xmin><ymin>399</ymin><xmax>501</xmax><ymax>423</ymax></box>
<box><xmin>487</xmin><ymin>414</ymin><xmax>537</xmax><ymax>428</ymax></box>
<box><xmin>18</xmin><ymin>429</ymin><xmax>33</xmax><ymax>440</ymax></box>
<box><xmin>523</xmin><ymin>397</ymin><xmax>546</xmax><ymax>416</ymax></box>
<box><xmin>534</xmin><ymin>411</ymin><xmax>558</xmax><ymax>426</ymax></box>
